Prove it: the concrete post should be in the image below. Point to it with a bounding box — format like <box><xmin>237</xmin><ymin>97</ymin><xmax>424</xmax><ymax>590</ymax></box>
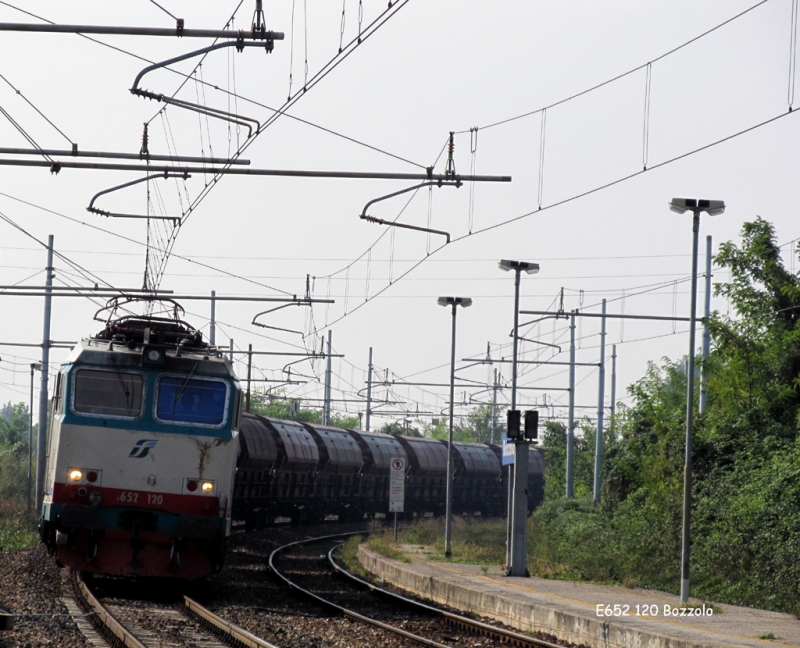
<box><xmin>610</xmin><ymin>345</ymin><xmax>617</xmax><ymax>433</ymax></box>
<box><xmin>35</xmin><ymin>235</ymin><xmax>54</xmax><ymax>513</ymax></box>
<box><xmin>592</xmin><ymin>299</ymin><xmax>607</xmax><ymax>508</ymax></box>
<box><xmin>700</xmin><ymin>235</ymin><xmax>712</xmax><ymax>414</ymax></box>
<box><xmin>323</xmin><ymin>330</ymin><xmax>332</xmax><ymax>425</ymax></box>
<box><xmin>491</xmin><ymin>368</ymin><xmax>498</xmax><ymax>445</ymax></box>
<box><xmin>366</xmin><ymin>347</ymin><xmax>373</xmax><ymax>432</ymax></box>
<box><xmin>566</xmin><ymin>312</ymin><xmax>576</xmax><ymax>499</ymax></box>
<box><xmin>209</xmin><ymin>290</ymin><xmax>216</xmax><ymax>346</ymax></box>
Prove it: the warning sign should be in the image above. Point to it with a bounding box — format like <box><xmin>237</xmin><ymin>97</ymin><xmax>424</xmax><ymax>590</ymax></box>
<box><xmin>389</xmin><ymin>456</ymin><xmax>405</xmax><ymax>513</ymax></box>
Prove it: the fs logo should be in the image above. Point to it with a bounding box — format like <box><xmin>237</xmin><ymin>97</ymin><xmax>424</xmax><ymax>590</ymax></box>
<box><xmin>129</xmin><ymin>439</ymin><xmax>157</xmax><ymax>460</ymax></box>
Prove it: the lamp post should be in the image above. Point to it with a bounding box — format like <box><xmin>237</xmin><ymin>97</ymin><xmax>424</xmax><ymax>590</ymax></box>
<box><xmin>668</xmin><ymin>197</ymin><xmax>725</xmax><ymax>604</ymax></box>
<box><xmin>29</xmin><ymin>362</ymin><xmax>42</xmax><ymax>512</ymax></box>
<box><xmin>498</xmin><ymin>259</ymin><xmax>540</xmax><ymax>577</ymax></box>
<box><xmin>437</xmin><ymin>295</ymin><xmax>473</xmax><ymax>558</ymax></box>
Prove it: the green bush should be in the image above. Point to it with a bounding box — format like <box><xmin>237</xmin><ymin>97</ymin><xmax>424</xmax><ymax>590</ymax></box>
<box><xmin>531</xmin><ymin>219</ymin><xmax>800</xmax><ymax>612</ymax></box>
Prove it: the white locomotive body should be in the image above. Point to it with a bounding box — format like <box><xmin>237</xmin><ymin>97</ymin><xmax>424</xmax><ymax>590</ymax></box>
<box><xmin>39</xmin><ymin>316</ymin><xmax>241</xmax><ymax>579</ymax></box>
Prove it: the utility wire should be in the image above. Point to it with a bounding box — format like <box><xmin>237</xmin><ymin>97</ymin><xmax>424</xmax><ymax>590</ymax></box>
<box><xmin>455</xmin><ymin>0</ymin><xmax>771</xmax><ymax>133</ymax></box>
<box><xmin>0</xmin><ymin>71</ymin><xmax>74</xmax><ymax>145</ymax></box>
<box><xmin>0</xmin><ymin>1</ymin><xmax>424</xmax><ymax>170</ymax></box>
<box><xmin>0</xmin><ymin>190</ymin><xmax>293</xmax><ymax>296</ymax></box>
<box><xmin>316</xmin><ymin>107</ymin><xmax>800</xmax><ymax>333</ymax></box>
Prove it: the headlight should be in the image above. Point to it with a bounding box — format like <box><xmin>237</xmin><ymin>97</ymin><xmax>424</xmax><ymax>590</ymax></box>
<box><xmin>201</xmin><ymin>481</ymin><xmax>214</xmax><ymax>493</ymax></box>
<box><xmin>68</xmin><ymin>469</ymin><xmax>83</xmax><ymax>481</ymax></box>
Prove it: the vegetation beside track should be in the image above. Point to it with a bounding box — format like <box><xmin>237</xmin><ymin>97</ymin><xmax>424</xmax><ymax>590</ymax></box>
<box><xmin>0</xmin><ymin>402</ymin><xmax>38</xmax><ymax>552</ymax></box>
<box><xmin>530</xmin><ymin>219</ymin><xmax>800</xmax><ymax>613</ymax></box>
<box><xmin>362</xmin><ymin>219</ymin><xmax>800</xmax><ymax>614</ymax></box>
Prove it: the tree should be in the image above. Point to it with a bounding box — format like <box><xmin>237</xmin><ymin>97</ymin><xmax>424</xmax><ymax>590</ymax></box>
<box><xmin>248</xmin><ymin>390</ymin><xmax>360</xmax><ymax>430</ymax></box>
<box><xmin>465</xmin><ymin>403</ymin><xmax>506</xmax><ymax>444</ymax></box>
<box><xmin>378</xmin><ymin>420</ymin><xmax>421</xmax><ymax>437</ymax></box>
<box><xmin>0</xmin><ymin>402</ymin><xmax>31</xmax><ymax>449</ymax></box>
<box><xmin>531</xmin><ymin>219</ymin><xmax>800</xmax><ymax>612</ymax></box>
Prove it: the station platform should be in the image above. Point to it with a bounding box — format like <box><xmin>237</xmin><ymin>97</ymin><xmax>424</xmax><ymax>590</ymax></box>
<box><xmin>358</xmin><ymin>544</ymin><xmax>798</xmax><ymax>648</ymax></box>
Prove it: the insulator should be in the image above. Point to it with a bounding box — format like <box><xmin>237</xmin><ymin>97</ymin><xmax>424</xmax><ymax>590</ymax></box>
<box><xmin>140</xmin><ymin>123</ymin><xmax>149</xmax><ymax>156</ymax></box>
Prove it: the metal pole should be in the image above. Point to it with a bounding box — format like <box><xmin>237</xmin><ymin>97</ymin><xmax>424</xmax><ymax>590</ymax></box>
<box><xmin>445</xmin><ymin>304</ymin><xmax>458</xmax><ymax>558</ymax></box>
<box><xmin>209</xmin><ymin>290</ymin><xmax>216</xmax><ymax>346</ymax></box>
<box><xmin>506</xmin><ymin>269</ymin><xmax>521</xmax><ymax>571</ymax></box>
<box><xmin>228</xmin><ymin>339</ymin><xmax>234</xmax><ymax>363</ymax></box>
<box><xmin>28</xmin><ymin>364</ymin><xmax>35</xmax><ymax>511</ymax></box>
<box><xmin>394</xmin><ymin>512</ymin><xmax>398</xmax><ymax>542</ymax></box>
<box><xmin>566</xmin><ymin>313</ymin><xmax>576</xmax><ymax>499</ymax></box>
<box><xmin>0</xmin><ymin>146</ymin><xmax>251</xmax><ymax>166</ymax></box>
<box><xmin>509</xmin><ymin>269</ymin><xmax>531</xmax><ymax>577</ymax></box>
<box><xmin>0</xmin><ymin>22</ymin><xmax>285</xmax><ymax>40</ymax></box>
<box><xmin>491</xmin><ymin>368</ymin><xmax>498</xmax><ymax>445</ymax></box>
<box><xmin>681</xmin><ymin>212</ymin><xmax>701</xmax><ymax>603</ymax></box>
<box><xmin>246</xmin><ymin>344</ymin><xmax>252</xmax><ymax>413</ymax></box>
<box><xmin>0</xmin><ymin>157</ymin><xmax>511</xmax><ymax>183</ymax></box>
<box><xmin>323</xmin><ymin>331</ymin><xmax>333</xmax><ymax>425</ymax></box>
<box><xmin>511</xmin><ymin>270</ymin><xmax>521</xmax><ymax>410</ymax></box>
<box><xmin>366</xmin><ymin>347</ymin><xmax>373</xmax><ymax>433</ymax></box>
<box><xmin>35</xmin><ymin>235</ymin><xmax>54</xmax><ymax>513</ymax></box>
<box><xmin>610</xmin><ymin>345</ymin><xmax>617</xmax><ymax>433</ymax></box>
<box><xmin>700</xmin><ymin>235</ymin><xmax>712</xmax><ymax>414</ymax></box>
<box><xmin>592</xmin><ymin>299</ymin><xmax>607</xmax><ymax>508</ymax></box>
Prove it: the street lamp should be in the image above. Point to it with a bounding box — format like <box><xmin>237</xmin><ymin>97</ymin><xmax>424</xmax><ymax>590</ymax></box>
<box><xmin>668</xmin><ymin>197</ymin><xmax>725</xmax><ymax>604</ymax></box>
<box><xmin>29</xmin><ymin>362</ymin><xmax>42</xmax><ymax>512</ymax></box>
<box><xmin>437</xmin><ymin>295</ymin><xmax>473</xmax><ymax>558</ymax></box>
<box><xmin>498</xmin><ymin>259</ymin><xmax>539</xmax><ymax>577</ymax></box>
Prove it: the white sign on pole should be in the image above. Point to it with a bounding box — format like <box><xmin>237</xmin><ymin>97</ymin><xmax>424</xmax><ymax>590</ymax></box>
<box><xmin>389</xmin><ymin>456</ymin><xmax>405</xmax><ymax>513</ymax></box>
<box><xmin>502</xmin><ymin>434</ymin><xmax>515</xmax><ymax>465</ymax></box>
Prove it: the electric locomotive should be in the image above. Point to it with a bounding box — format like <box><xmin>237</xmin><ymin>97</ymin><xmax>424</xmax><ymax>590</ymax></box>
<box><xmin>39</xmin><ymin>311</ymin><xmax>242</xmax><ymax>579</ymax></box>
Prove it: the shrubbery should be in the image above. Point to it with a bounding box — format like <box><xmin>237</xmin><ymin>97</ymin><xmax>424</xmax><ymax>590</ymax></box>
<box><xmin>531</xmin><ymin>219</ymin><xmax>800</xmax><ymax>612</ymax></box>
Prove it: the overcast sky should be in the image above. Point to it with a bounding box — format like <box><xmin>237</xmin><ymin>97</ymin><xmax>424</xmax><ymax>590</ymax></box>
<box><xmin>1</xmin><ymin>0</ymin><xmax>798</xmax><ymax>432</ymax></box>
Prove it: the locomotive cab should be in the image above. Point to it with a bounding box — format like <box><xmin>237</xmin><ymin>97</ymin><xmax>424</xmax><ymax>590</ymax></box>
<box><xmin>40</xmin><ymin>316</ymin><xmax>241</xmax><ymax>579</ymax></box>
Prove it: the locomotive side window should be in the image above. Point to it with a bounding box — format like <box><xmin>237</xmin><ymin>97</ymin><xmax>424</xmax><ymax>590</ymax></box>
<box><xmin>156</xmin><ymin>376</ymin><xmax>228</xmax><ymax>426</ymax></box>
<box><xmin>53</xmin><ymin>372</ymin><xmax>64</xmax><ymax>414</ymax></box>
<box><xmin>231</xmin><ymin>389</ymin><xmax>243</xmax><ymax>431</ymax></box>
<box><xmin>73</xmin><ymin>369</ymin><xmax>144</xmax><ymax>418</ymax></box>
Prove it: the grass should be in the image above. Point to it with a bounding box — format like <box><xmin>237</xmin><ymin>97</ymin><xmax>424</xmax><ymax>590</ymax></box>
<box><xmin>759</xmin><ymin>632</ymin><xmax>776</xmax><ymax>640</ymax></box>
<box><xmin>361</xmin><ymin>515</ymin><xmax>614</xmax><ymax>585</ymax></box>
<box><xmin>337</xmin><ymin>535</ymin><xmax>372</xmax><ymax>578</ymax></box>
<box><xmin>0</xmin><ymin>499</ymin><xmax>38</xmax><ymax>553</ymax></box>
<box><xmin>393</xmin><ymin>516</ymin><xmax>507</xmax><ymax>567</ymax></box>
<box><xmin>365</xmin><ymin>521</ymin><xmax>410</xmax><ymax>563</ymax></box>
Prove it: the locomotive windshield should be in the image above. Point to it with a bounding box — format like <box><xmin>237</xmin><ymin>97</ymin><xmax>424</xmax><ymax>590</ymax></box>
<box><xmin>156</xmin><ymin>376</ymin><xmax>228</xmax><ymax>426</ymax></box>
<box><xmin>73</xmin><ymin>369</ymin><xmax>144</xmax><ymax>418</ymax></box>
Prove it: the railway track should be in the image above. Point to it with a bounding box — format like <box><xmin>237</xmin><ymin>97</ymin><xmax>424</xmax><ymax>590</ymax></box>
<box><xmin>269</xmin><ymin>531</ymin><xmax>566</xmax><ymax>648</ymax></box>
<box><xmin>68</xmin><ymin>570</ymin><xmax>278</xmax><ymax>648</ymax></box>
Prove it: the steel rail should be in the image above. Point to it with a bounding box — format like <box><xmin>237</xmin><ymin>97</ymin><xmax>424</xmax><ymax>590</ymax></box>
<box><xmin>72</xmin><ymin>572</ymin><xmax>147</xmax><ymax>648</ymax></box>
<box><xmin>73</xmin><ymin>571</ymin><xmax>279</xmax><ymax>648</ymax></box>
<box><xmin>268</xmin><ymin>531</ymin><xmax>453</xmax><ymax>648</ymax></box>
<box><xmin>0</xmin><ymin>158</ymin><xmax>511</xmax><ymax>182</ymax></box>
<box><xmin>328</xmin><ymin>544</ymin><xmax>565</xmax><ymax>648</ymax></box>
<box><xmin>183</xmin><ymin>596</ymin><xmax>279</xmax><ymax>648</ymax></box>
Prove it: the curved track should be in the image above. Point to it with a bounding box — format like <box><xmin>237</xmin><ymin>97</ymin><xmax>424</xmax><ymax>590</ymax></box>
<box><xmin>269</xmin><ymin>531</ymin><xmax>566</xmax><ymax>648</ymax></box>
<box><xmin>69</xmin><ymin>571</ymin><xmax>278</xmax><ymax>648</ymax></box>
